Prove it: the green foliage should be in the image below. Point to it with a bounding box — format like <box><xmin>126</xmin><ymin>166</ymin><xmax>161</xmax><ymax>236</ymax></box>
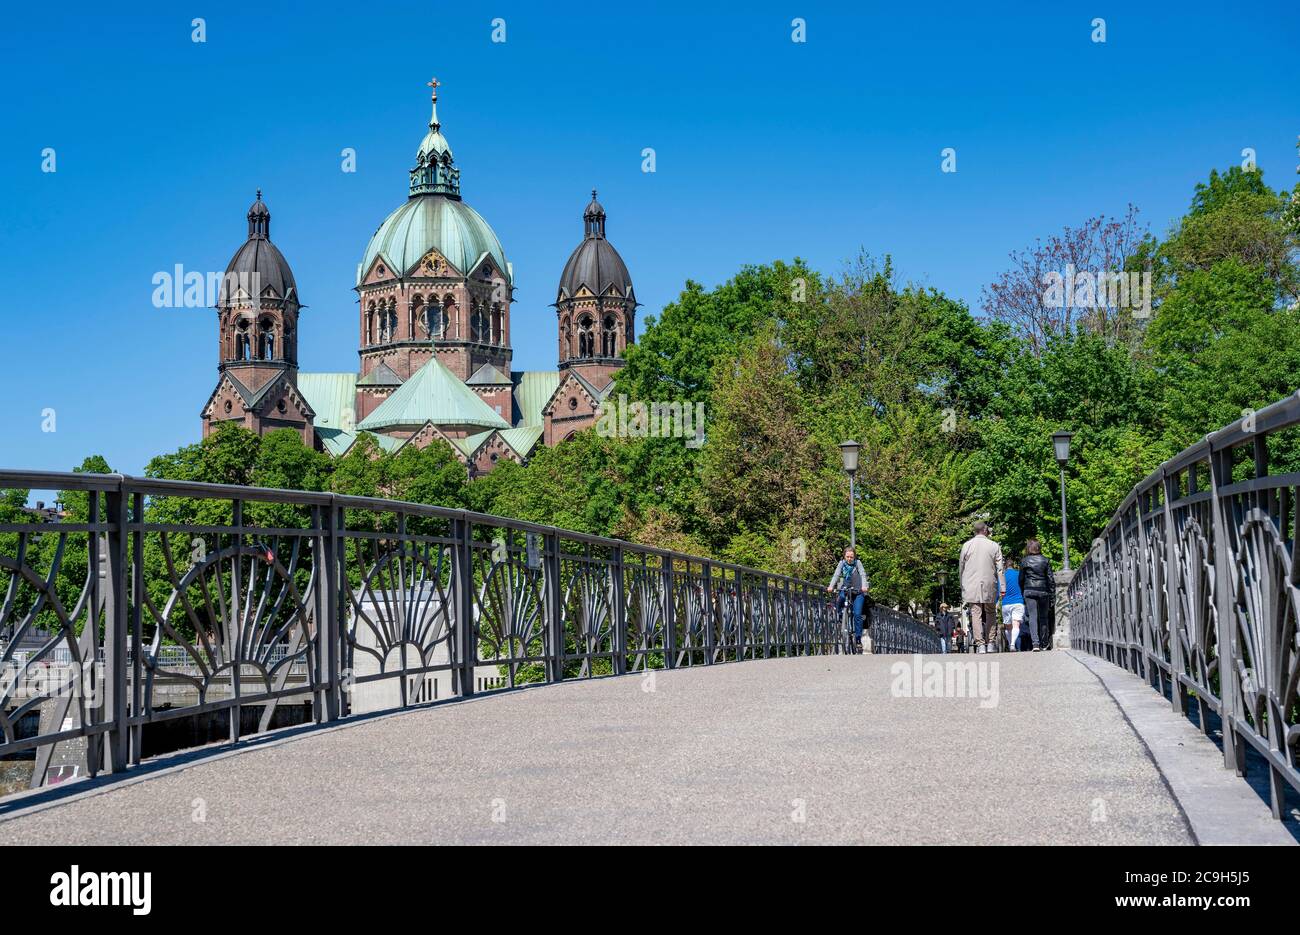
<box><xmin>617</xmin><ymin>260</ymin><xmax>817</xmax><ymax>403</ymax></box>
<box><xmin>17</xmin><ymin>162</ymin><xmax>1300</xmax><ymax>616</ymax></box>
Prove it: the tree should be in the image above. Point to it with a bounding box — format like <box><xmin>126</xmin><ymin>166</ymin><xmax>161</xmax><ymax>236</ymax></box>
<box><xmin>982</xmin><ymin>206</ymin><xmax>1151</xmax><ymax>353</ymax></box>
<box><xmin>617</xmin><ymin>260</ymin><xmax>818</xmax><ymax>403</ymax></box>
<box><xmin>697</xmin><ymin>325</ymin><xmax>814</xmax><ymax>566</ymax></box>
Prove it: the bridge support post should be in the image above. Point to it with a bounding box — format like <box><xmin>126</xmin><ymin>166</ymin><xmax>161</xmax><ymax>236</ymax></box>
<box><xmin>101</xmin><ymin>481</ymin><xmax>129</xmax><ymax>774</ymax></box>
<box><xmin>1163</xmin><ymin>470</ymin><xmax>1187</xmax><ymax>717</ymax></box>
<box><xmin>1209</xmin><ymin>445</ymin><xmax>1242</xmax><ymax>775</ymax></box>
<box><xmin>702</xmin><ymin>561</ymin><xmax>715</xmax><ymax>664</ymax></box>
<box><xmin>544</xmin><ymin>529</ymin><xmax>564</xmax><ymax>684</ymax></box>
<box><xmin>316</xmin><ymin>499</ymin><xmax>343</xmax><ymax>721</ymax></box>
<box><xmin>129</xmin><ymin>490</ymin><xmax>144</xmax><ymax>762</ymax></box>
<box><xmin>737</xmin><ymin>570</ymin><xmax>747</xmax><ymax>660</ymax></box>
<box><xmin>611</xmin><ymin>545</ymin><xmax>627</xmax><ymax>676</ymax></box>
<box><xmin>663</xmin><ymin>558</ymin><xmax>677</xmax><ymax>669</ymax></box>
<box><xmin>454</xmin><ymin>516</ymin><xmax>477</xmax><ymax>697</ymax></box>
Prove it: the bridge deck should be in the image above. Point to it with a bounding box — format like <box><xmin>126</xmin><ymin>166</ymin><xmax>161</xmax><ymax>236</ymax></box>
<box><xmin>0</xmin><ymin>652</ymin><xmax>1223</xmax><ymax>844</ymax></box>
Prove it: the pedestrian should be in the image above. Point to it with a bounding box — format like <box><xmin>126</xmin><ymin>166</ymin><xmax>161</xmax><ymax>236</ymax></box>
<box><xmin>1019</xmin><ymin>538</ymin><xmax>1056</xmax><ymax>651</ymax></box>
<box><xmin>959</xmin><ymin>521</ymin><xmax>1005</xmax><ymax>653</ymax></box>
<box><xmin>1002</xmin><ymin>558</ymin><xmax>1026</xmax><ymax>651</ymax></box>
<box><xmin>935</xmin><ymin>602</ymin><xmax>956</xmax><ymax>654</ymax></box>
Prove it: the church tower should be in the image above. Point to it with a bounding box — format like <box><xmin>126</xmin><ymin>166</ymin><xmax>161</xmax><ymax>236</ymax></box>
<box><xmin>543</xmin><ymin>192</ymin><xmax>637</xmax><ymax>444</ymax></box>
<box><xmin>355</xmin><ymin>79</ymin><xmax>515</xmax><ymax>424</ymax></box>
<box><xmin>200</xmin><ymin>192</ymin><xmax>315</xmax><ymax>444</ymax></box>
<box><xmin>554</xmin><ymin>192</ymin><xmax>637</xmax><ymax>388</ymax></box>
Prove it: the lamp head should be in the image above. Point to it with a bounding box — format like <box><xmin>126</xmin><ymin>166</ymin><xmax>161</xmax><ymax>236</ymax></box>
<box><xmin>839</xmin><ymin>439</ymin><xmax>861</xmax><ymax>475</ymax></box>
<box><xmin>1051</xmin><ymin>430</ymin><xmax>1074</xmax><ymax>466</ymax></box>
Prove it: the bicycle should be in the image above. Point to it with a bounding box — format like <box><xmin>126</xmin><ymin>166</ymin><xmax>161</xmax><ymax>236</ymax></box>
<box><xmin>836</xmin><ymin>589</ymin><xmax>865</xmax><ymax>655</ymax></box>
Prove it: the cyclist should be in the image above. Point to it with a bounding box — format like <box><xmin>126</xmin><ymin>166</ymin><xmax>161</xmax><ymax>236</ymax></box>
<box><xmin>826</xmin><ymin>546</ymin><xmax>870</xmax><ymax>653</ymax></box>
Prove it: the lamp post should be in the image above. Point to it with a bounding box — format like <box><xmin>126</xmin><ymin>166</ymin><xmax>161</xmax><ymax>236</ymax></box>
<box><xmin>839</xmin><ymin>440</ymin><xmax>861</xmax><ymax>550</ymax></box>
<box><xmin>1052</xmin><ymin>430</ymin><xmax>1074</xmax><ymax>570</ymax></box>
<box><xmin>938</xmin><ymin>570</ymin><xmax>947</xmax><ymax>607</ymax></box>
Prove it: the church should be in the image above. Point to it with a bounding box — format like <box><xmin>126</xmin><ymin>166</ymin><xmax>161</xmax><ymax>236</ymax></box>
<box><xmin>200</xmin><ymin>80</ymin><xmax>638</xmax><ymax>476</ymax></box>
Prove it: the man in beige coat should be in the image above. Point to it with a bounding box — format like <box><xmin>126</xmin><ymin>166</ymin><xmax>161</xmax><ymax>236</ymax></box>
<box><xmin>959</xmin><ymin>521</ymin><xmax>1005</xmax><ymax>652</ymax></box>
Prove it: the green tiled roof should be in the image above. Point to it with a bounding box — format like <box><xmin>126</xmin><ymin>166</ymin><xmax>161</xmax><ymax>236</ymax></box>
<box><xmin>370</xmin><ymin>432</ymin><xmax>407</xmax><ymax>453</ymax></box>
<box><xmin>358</xmin><ymin>358</ymin><xmax>509</xmax><ymax>432</ymax></box>
<box><xmin>570</xmin><ymin>371</ymin><xmax>615</xmax><ymax>401</ymax></box>
<box><xmin>356</xmin><ymin>361</ymin><xmax>404</xmax><ymax>386</ymax></box>
<box><xmin>466</xmin><ymin>363</ymin><xmax>511</xmax><ymax>386</ymax></box>
<box><xmin>452</xmin><ymin>429</ymin><xmax>495</xmax><ymax>459</ymax></box>
<box><xmin>298</xmin><ymin>372</ymin><xmax>358</xmax><ymax>456</ymax></box>
<box><xmin>315</xmin><ymin>427</ymin><xmax>357</xmax><ymax>457</ymax></box>
<box><xmin>500</xmin><ymin>425</ymin><xmax>544</xmax><ymax>457</ymax></box>
<box><xmin>511</xmin><ymin>371</ymin><xmax>559</xmax><ymax>427</ymax></box>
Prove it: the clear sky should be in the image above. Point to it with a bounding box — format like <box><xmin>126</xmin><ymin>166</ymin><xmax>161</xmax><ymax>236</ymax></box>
<box><xmin>1</xmin><ymin>1</ymin><xmax>1297</xmax><ymax>475</ymax></box>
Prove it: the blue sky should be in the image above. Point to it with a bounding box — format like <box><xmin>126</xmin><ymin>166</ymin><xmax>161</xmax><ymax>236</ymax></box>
<box><xmin>1</xmin><ymin>1</ymin><xmax>1297</xmax><ymax>475</ymax></box>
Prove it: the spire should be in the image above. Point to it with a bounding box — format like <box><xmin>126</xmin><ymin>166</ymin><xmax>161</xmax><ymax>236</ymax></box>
<box><xmin>247</xmin><ymin>189</ymin><xmax>270</xmax><ymax>239</ymax></box>
<box><xmin>410</xmin><ymin>76</ymin><xmax>460</xmax><ymax>198</ymax></box>
<box><xmin>427</xmin><ymin>76</ymin><xmax>441</xmax><ymax>130</ymax></box>
<box><xmin>583</xmin><ymin>189</ymin><xmax>606</xmax><ymax>238</ymax></box>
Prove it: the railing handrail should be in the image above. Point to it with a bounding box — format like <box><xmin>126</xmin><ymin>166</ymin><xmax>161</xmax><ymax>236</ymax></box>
<box><xmin>1087</xmin><ymin>389</ymin><xmax>1300</xmax><ymax>544</ymax></box>
<box><xmin>0</xmin><ymin>468</ymin><xmax>831</xmax><ymax>591</ymax></box>
<box><xmin>1069</xmin><ymin>389</ymin><xmax>1300</xmax><ymax>822</ymax></box>
<box><xmin>0</xmin><ymin>465</ymin><xmax>941</xmax><ymax>793</ymax></box>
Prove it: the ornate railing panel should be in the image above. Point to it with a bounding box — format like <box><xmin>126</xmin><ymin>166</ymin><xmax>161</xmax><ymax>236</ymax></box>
<box><xmin>1070</xmin><ymin>392</ymin><xmax>1300</xmax><ymax>819</ymax></box>
<box><xmin>0</xmin><ymin>470</ymin><xmax>934</xmax><ymax>793</ymax></box>
<box><xmin>869</xmin><ymin>605</ymin><xmax>943</xmax><ymax>655</ymax></box>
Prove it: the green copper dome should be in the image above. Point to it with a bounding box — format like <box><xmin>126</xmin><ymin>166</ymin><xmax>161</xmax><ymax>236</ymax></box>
<box><xmin>357</xmin><ymin>82</ymin><xmax>511</xmax><ymax>285</ymax></box>
<box><xmin>358</xmin><ymin>195</ymin><xmax>511</xmax><ymax>285</ymax></box>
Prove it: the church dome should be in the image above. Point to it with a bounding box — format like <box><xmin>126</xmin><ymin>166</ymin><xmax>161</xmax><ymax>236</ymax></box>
<box><xmin>357</xmin><ymin>82</ymin><xmax>510</xmax><ymax>286</ymax></box>
<box><xmin>557</xmin><ymin>191</ymin><xmax>635</xmax><ymax>302</ymax></box>
<box><xmin>359</xmin><ymin>195</ymin><xmax>510</xmax><ymax>285</ymax></box>
<box><xmin>220</xmin><ymin>191</ymin><xmax>298</xmax><ymax>305</ymax></box>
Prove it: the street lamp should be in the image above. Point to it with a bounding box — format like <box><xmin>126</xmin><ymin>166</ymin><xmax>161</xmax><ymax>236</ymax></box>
<box><xmin>938</xmin><ymin>570</ymin><xmax>948</xmax><ymax>606</ymax></box>
<box><xmin>1052</xmin><ymin>430</ymin><xmax>1074</xmax><ymax>570</ymax></box>
<box><xmin>839</xmin><ymin>440</ymin><xmax>861</xmax><ymax>550</ymax></box>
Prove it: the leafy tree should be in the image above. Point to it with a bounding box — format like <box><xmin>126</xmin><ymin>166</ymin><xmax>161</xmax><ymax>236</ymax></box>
<box><xmin>617</xmin><ymin>260</ymin><xmax>817</xmax><ymax>403</ymax></box>
<box><xmin>1161</xmin><ymin>167</ymin><xmax>1297</xmax><ymax>302</ymax></box>
<box><xmin>982</xmin><ymin>206</ymin><xmax>1152</xmax><ymax>353</ymax></box>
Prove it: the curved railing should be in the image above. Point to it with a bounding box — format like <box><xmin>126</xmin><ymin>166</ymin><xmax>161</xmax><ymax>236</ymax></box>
<box><xmin>870</xmin><ymin>605</ymin><xmax>943</xmax><ymax>654</ymax></box>
<box><xmin>0</xmin><ymin>470</ymin><xmax>936</xmax><ymax>791</ymax></box>
<box><xmin>1069</xmin><ymin>392</ymin><xmax>1300</xmax><ymax>820</ymax></box>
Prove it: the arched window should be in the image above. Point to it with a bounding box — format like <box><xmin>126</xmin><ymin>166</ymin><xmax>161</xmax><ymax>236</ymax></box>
<box><xmin>602</xmin><ymin>316</ymin><xmax>616</xmax><ymax>357</ymax></box>
<box><xmin>443</xmin><ymin>296</ymin><xmax>457</xmax><ymax>339</ymax></box>
<box><xmin>578</xmin><ymin>314</ymin><xmax>594</xmax><ymax>358</ymax></box>
<box><xmin>236</xmin><ymin>319</ymin><xmax>251</xmax><ymax>360</ymax></box>
<box><xmin>380</xmin><ymin>300</ymin><xmax>397</xmax><ymax>343</ymax></box>
<box><xmin>410</xmin><ymin>295</ymin><xmax>423</xmax><ymax>339</ymax></box>
<box><xmin>471</xmin><ymin>303</ymin><xmax>488</xmax><ymax>343</ymax></box>
<box><xmin>491</xmin><ymin>303</ymin><xmax>502</xmax><ymax>345</ymax></box>
<box><xmin>423</xmin><ymin>301</ymin><xmax>445</xmax><ymax>337</ymax></box>
<box><xmin>366</xmin><ymin>302</ymin><xmax>376</xmax><ymax>345</ymax></box>
<box><xmin>259</xmin><ymin>317</ymin><xmax>275</xmax><ymax>359</ymax></box>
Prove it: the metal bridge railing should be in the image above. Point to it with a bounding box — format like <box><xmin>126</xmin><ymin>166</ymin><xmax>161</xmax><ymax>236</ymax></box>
<box><xmin>870</xmin><ymin>605</ymin><xmax>943</xmax><ymax>654</ymax></box>
<box><xmin>1069</xmin><ymin>391</ymin><xmax>1300</xmax><ymax>820</ymax></box>
<box><xmin>0</xmin><ymin>470</ymin><xmax>935</xmax><ymax>789</ymax></box>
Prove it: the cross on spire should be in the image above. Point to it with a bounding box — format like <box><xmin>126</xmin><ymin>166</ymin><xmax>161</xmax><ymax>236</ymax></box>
<box><xmin>427</xmin><ymin>76</ymin><xmax>440</xmax><ymax>101</ymax></box>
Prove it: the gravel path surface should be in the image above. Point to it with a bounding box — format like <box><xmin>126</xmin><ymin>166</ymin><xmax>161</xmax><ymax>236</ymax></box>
<box><xmin>0</xmin><ymin>651</ymin><xmax>1196</xmax><ymax>845</ymax></box>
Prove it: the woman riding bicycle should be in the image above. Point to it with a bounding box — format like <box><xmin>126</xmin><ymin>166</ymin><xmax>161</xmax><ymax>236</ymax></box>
<box><xmin>826</xmin><ymin>546</ymin><xmax>870</xmax><ymax>651</ymax></box>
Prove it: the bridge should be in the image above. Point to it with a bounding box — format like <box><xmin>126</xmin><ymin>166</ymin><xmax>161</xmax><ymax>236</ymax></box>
<box><xmin>2</xmin><ymin>393</ymin><xmax>1300</xmax><ymax>845</ymax></box>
